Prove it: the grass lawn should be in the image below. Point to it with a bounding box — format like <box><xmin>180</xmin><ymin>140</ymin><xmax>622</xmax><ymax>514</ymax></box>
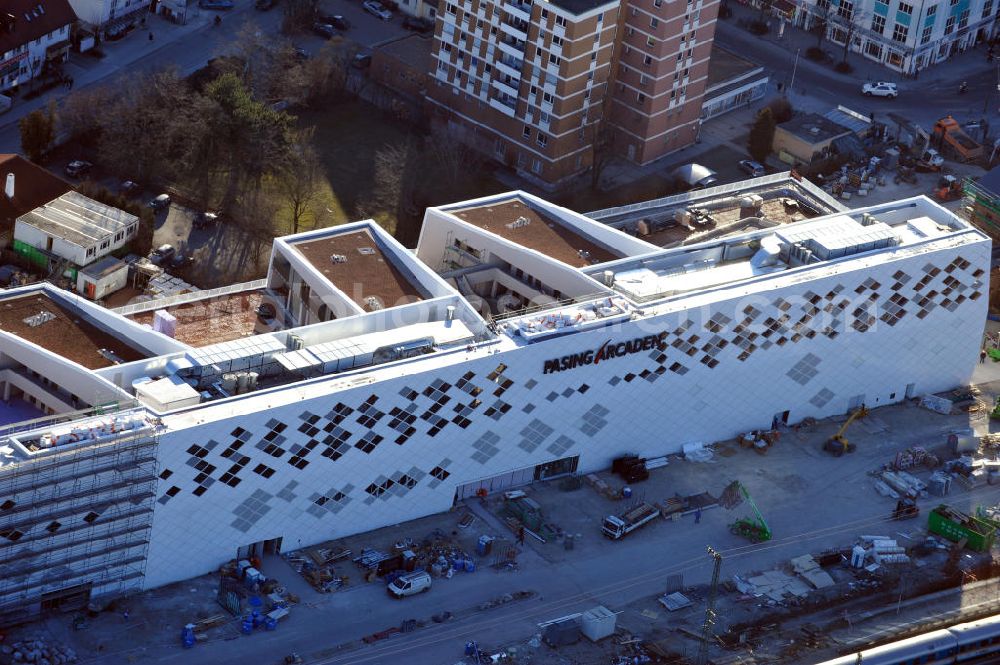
<box><xmin>288</xmin><ymin>101</ymin><xmax>506</xmax><ymax>243</ymax></box>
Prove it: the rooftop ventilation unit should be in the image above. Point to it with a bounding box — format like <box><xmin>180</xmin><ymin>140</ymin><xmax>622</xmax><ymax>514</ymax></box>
<box><xmin>23</xmin><ymin>310</ymin><xmax>55</xmax><ymax>327</ymax></box>
<box><xmin>365</xmin><ymin>296</ymin><xmax>384</xmax><ymax>311</ymax></box>
<box><xmin>357</xmin><ymin>247</ymin><xmax>376</xmax><ymax>255</ymax></box>
<box><xmin>507</xmin><ymin>216</ymin><xmax>531</xmax><ymax>229</ymax></box>
<box><xmin>330</xmin><ymin>254</ymin><xmax>347</xmax><ymax>264</ymax></box>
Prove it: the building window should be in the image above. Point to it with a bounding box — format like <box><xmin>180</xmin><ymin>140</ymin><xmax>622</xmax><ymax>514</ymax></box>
<box><xmin>543</xmin><ymin>91</ymin><xmax>553</xmax><ymax>103</ymax></box>
<box><xmin>531</xmin><ymin>159</ymin><xmax>543</xmax><ymax>174</ymax></box>
<box><xmin>898</xmin><ymin>2</ymin><xmax>913</xmax><ymax>13</ymax></box>
<box><xmin>446</xmin><ymin>3</ymin><xmax>456</xmax><ymax>13</ymax></box>
<box><xmin>541</xmin><ymin>8</ymin><xmax>548</xmax><ymax>17</ymax></box>
<box><xmin>871</xmin><ymin>14</ymin><xmax>886</xmax><ymax>33</ymax></box>
<box><xmin>523</xmin><ymin>125</ymin><xmax>531</xmax><ymax>138</ymax></box>
<box><xmin>927</xmin><ymin>3</ymin><xmax>937</xmax><ymax>14</ymax></box>
<box><xmin>646</xmin><ymin>36</ymin><xmax>655</xmax><ymax>46</ymax></box>
<box><xmin>552</xmin><ymin>35</ymin><xmax>563</xmax><ymax>46</ymax></box>
<box><xmin>650</xmin><ymin>17</ymin><xmax>658</xmax><ymax>27</ymax></box>
<box><xmin>637</xmin><ymin>92</ymin><xmax>646</xmax><ymax>103</ymax></box>
<box><xmin>921</xmin><ymin>24</ymin><xmax>932</xmax><ymax>42</ymax></box>
<box><xmin>537</xmin><ymin>133</ymin><xmax>547</xmax><ymax>146</ymax></box>
<box><xmin>644</xmin><ymin>54</ymin><xmax>652</xmax><ymax>64</ymax></box>
<box><xmin>958</xmin><ymin>8</ymin><xmax>969</xmax><ymax>27</ymax></box>
<box><xmin>984</xmin><ymin>0</ymin><xmax>993</xmax><ymax>16</ymax></box>
<box><xmin>891</xmin><ymin>23</ymin><xmax>908</xmax><ymax>41</ymax></box>
<box><xmin>944</xmin><ymin>15</ymin><xmax>955</xmax><ymax>32</ymax></box>
<box><xmin>549</xmin><ymin>53</ymin><xmax>561</xmax><ymax>65</ymax></box>
<box><xmin>555</xmin><ymin>15</ymin><xmax>566</xmax><ymax>26</ymax></box>
<box><xmin>837</xmin><ymin>0</ymin><xmax>853</xmax><ymax>18</ymax></box>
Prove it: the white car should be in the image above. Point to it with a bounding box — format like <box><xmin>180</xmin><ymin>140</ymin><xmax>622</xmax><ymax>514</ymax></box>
<box><xmin>861</xmin><ymin>81</ymin><xmax>898</xmax><ymax>98</ymax></box>
<box><xmin>363</xmin><ymin>0</ymin><xmax>392</xmax><ymax>20</ymax></box>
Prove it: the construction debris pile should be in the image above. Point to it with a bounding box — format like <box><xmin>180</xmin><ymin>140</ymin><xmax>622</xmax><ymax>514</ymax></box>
<box><xmin>283</xmin><ymin>542</ymin><xmax>351</xmax><ymax>592</ymax></box>
<box><xmin>849</xmin><ymin>535</ymin><xmax>912</xmax><ymax>568</ymax></box>
<box><xmin>1</xmin><ymin>638</ymin><xmax>77</xmax><ymax>665</ymax></box>
<box><xmin>733</xmin><ymin>555</ymin><xmax>834</xmax><ymax>605</ymax></box>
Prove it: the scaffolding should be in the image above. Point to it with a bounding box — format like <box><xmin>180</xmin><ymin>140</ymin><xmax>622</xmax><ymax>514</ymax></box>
<box><xmin>964</xmin><ymin>177</ymin><xmax>1000</xmax><ymax>240</ymax></box>
<box><xmin>0</xmin><ymin>405</ymin><xmax>158</xmax><ymax>624</ymax></box>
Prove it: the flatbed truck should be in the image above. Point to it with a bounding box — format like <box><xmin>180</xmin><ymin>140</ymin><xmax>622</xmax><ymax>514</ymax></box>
<box><xmin>602</xmin><ymin>502</ymin><xmax>660</xmax><ymax>540</ymax></box>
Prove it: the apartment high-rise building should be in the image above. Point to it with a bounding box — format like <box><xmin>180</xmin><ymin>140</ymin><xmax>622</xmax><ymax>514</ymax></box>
<box><xmin>425</xmin><ymin>0</ymin><xmax>718</xmax><ymax>186</ymax></box>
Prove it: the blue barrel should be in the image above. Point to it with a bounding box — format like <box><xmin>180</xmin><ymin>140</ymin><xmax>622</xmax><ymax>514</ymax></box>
<box><xmin>241</xmin><ymin>617</ymin><xmax>254</xmax><ymax>635</ymax></box>
<box><xmin>465</xmin><ymin>641</ymin><xmax>477</xmax><ymax>655</ymax></box>
<box><xmin>181</xmin><ymin>627</ymin><xmax>196</xmax><ymax>648</ymax></box>
<box><xmin>465</xmin><ymin>559</ymin><xmax>476</xmax><ymax>573</ymax></box>
<box><xmin>476</xmin><ymin>540</ymin><xmax>486</xmax><ymax>556</ymax></box>
<box><xmin>453</xmin><ymin>558</ymin><xmax>465</xmax><ymax>571</ymax></box>
<box><xmin>252</xmin><ymin>610</ymin><xmax>264</xmax><ymax>628</ymax></box>
<box><xmin>265</xmin><ymin>616</ymin><xmax>278</xmax><ymax>631</ymax></box>
<box><xmin>248</xmin><ymin>595</ymin><xmax>263</xmax><ymax>609</ymax></box>
<box><xmin>622</xmin><ymin>486</ymin><xmax>632</xmax><ymax>499</ymax></box>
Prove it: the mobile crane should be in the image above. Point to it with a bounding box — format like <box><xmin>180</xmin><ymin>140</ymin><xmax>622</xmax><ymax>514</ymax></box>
<box><xmin>721</xmin><ymin>480</ymin><xmax>771</xmax><ymax>543</ymax></box>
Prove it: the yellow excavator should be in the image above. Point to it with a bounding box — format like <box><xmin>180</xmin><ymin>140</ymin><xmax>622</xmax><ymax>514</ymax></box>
<box><xmin>823</xmin><ymin>405</ymin><xmax>869</xmax><ymax>457</ymax></box>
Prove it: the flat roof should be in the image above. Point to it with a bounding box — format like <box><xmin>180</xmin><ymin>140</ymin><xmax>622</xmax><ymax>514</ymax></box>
<box><xmin>449</xmin><ymin>197</ymin><xmax>622</xmax><ymax>267</ymax></box>
<box><xmin>376</xmin><ymin>33</ymin><xmax>433</xmax><ymax>72</ymax></box>
<box><xmin>18</xmin><ymin>191</ymin><xmax>137</xmax><ymax>250</ymax></box>
<box><xmin>778</xmin><ymin>113</ymin><xmax>852</xmax><ymax>144</ymax></box>
<box><xmin>0</xmin><ymin>292</ymin><xmax>147</xmax><ymax>369</ymax></box>
<box><xmin>291</xmin><ymin>228</ymin><xmax>425</xmax><ymax>310</ymax></box>
<box><xmin>129</xmin><ymin>291</ymin><xmax>267</xmax><ymax>347</ymax></box>
<box><xmin>546</xmin><ymin>0</ymin><xmax>618</xmax><ymax>16</ymax></box>
<box><xmin>706</xmin><ymin>45</ymin><xmax>759</xmax><ymax>88</ymax></box>
<box><xmin>80</xmin><ymin>256</ymin><xmax>126</xmax><ymax>279</ymax></box>
<box><xmin>588</xmin><ymin>174</ymin><xmax>842</xmax><ymax>248</ymax></box>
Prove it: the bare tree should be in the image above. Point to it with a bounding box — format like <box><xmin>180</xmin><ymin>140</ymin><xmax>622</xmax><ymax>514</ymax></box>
<box><xmin>276</xmin><ymin>129</ymin><xmax>323</xmax><ymax>235</ymax></box>
<box><xmin>359</xmin><ymin>139</ymin><xmax>420</xmax><ymax>236</ymax></box>
<box><xmin>58</xmin><ymin>86</ymin><xmax>115</xmax><ymax>145</ymax></box>
<box><xmin>828</xmin><ymin>2</ymin><xmax>867</xmax><ymax>65</ymax></box>
<box><xmin>810</xmin><ymin>0</ymin><xmax>836</xmax><ymax>47</ymax></box>
<box><xmin>426</xmin><ymin>125</ymin><xmax>482</xmax><ymax>195</ymax></box>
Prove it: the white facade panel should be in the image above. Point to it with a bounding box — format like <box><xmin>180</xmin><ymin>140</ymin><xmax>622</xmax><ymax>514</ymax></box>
<box><xmin>145</xmin><ymin>234</ymin><xmax>989</xmax><ymax>588</ymax></box>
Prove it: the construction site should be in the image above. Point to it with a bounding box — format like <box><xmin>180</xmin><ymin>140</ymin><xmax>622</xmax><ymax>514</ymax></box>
<box><xmin>3</xmin><ymin>365</ymin><xmax>1000</xmax><ymax>665</ymax></box>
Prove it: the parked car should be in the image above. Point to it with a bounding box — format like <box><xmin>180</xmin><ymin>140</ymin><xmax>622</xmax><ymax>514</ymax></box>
<box><xmin>352</xmin><ymin>53</ymin><xmax>372</xmax><ymax>69</ymax></box>
<box><xmin>312</xmin><ymin>22</ymin><xmax>338</xmax><ymax>39</ymax></box>
<box><xmin>193</xmin><ymin>211</ymin><xmax>219</xmax><ymax>229</ymax></box>
<box><xmin>199</xmin><ymin>0</ymin><xmax>234</xmax><ymax>9</ymax></box>
<box><xmin>120</xmin><ymin>180</ymin><xmax>140</xmax><ymax>195</ymax></box>
<box><xmin>861</xmin><ymin>81</ymin><xmax>898</xmax><ymax>98</ymax></box>
<box><xmin>387</xmin><ymin>571</ymin><xmax>431</xmax><ymax>598</ymax></box>
<box><xmin>738</xmin><ymin>159</ymin><xmax>766</xmax><ymax>177</ymax></box>
<box><xmin>64</xmin><ymin>160</ymin><xmax>92</xmax><ymax>178</ymax></box>
<box><xmin>150</xmin><ymin>244</ymin><xmax>176</xmax><ymax>266</ymax></box>
<box><xmin>402</xmin><ymin>15</ymin><xmax>433</xmax><ymax>32</ymax></box>
<box><xmin>149</xmin><ymin>194</ymin><xmax>171</xmax><ymax>210</ymax></box>
<box><xmin>319</xmin><ymin>13</ymin><xmax>350</xmax><ymax>29</ymax></box>
<box><xmin>254</xmin><ymin>0</ymin><xmax>275</xmax><ymax>9</ymax></box>
<box><xmin>169</xmin><ymin>253</ymin><xmax>195</xmax><ymax>270</ymax></box>
<box><xmin>363</xmin><ymin>0</ymin><xmax>392</xmax><ymax>20</ymax></box>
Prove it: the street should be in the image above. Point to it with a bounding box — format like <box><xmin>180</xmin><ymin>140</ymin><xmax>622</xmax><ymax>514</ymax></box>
<box><xmin>715</xmin><ymin>3</ymin><xmax>1000</xmax><ymax>135</ymax></box>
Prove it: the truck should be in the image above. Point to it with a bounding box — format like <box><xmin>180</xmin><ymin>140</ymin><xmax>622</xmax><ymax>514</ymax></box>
<box><xmin>933</xmin><ymin>116</ymin><xmax>984</xmax><ymax>162</ymax></box>
<box><xmin>602</xmin><ymin>502</ymin><xmax>660</xmax><ymax>540</ymax></box>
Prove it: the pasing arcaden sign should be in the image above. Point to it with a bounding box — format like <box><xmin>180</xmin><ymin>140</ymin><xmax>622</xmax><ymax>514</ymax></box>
<box><xmin>542</xmin><ymin>331</ymin><xmax>668</xmax><ymax>374</ymax></box>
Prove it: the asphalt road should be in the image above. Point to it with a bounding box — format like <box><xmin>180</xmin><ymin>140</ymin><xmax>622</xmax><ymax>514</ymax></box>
<box><xmin>714</xmin><ymin>14</ymin><xmax>1000</xmax><ymax>133</ymax></box>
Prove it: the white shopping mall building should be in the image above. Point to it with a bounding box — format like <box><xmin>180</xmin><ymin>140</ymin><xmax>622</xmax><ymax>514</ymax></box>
<box><xmin>0</xmin><ymin>175</ymin><xmax>989</xmax><ymax>617</ymax></box>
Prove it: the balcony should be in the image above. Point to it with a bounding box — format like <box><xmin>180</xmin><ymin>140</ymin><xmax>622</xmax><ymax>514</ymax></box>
<box><xmin>500</xmin><ymin>20</ymin><xmax>528</xmax><ymax>42</ymax></box>
<box><xmin>489</xmin><ymin>96</ymin><xmax>517</xmax><ymax>116</ymax></box>
<box><xmin>505</xmin><ymin>1</ymin><xmax>531</xmax><ymax>22</ymax></box>
<box><xmin>498</xmin><ymin>38</ymin><xmax>525</xmax><ymax>59</ymax></box>
<box><xmin>492</xmin><ymin>77</ymin><xmax>520</xmax><ymax>98</ymax></box>
<box><xmin>496</xmin><ymin>61</ymin><xmax>522</xmax><ymax>81</ymax></box>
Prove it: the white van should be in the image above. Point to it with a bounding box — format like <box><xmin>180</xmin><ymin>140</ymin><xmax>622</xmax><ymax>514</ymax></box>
<box><xmin>387</xmin><ymin>571</ymin><xmax>431</xmax><ymax>598</ymax></box>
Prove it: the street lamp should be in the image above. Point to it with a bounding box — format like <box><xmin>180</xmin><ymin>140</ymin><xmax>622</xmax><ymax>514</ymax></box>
<box><xmin>789</xmin><ymin>47</ymin><xmax>801</xmax><ymax>95</ymax></box>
